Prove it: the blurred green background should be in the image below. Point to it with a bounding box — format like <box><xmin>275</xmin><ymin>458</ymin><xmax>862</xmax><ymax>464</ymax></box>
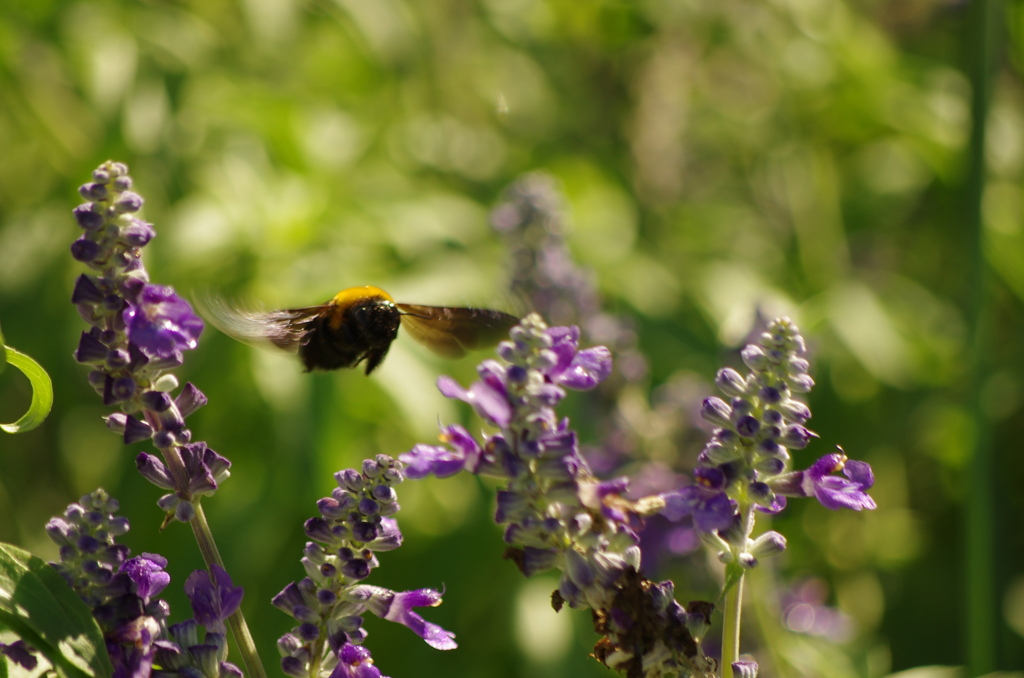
<box><xmin>2</xmin><ymin>0</ymin><xmax>1024</xmax><ymax>676</ymax></box>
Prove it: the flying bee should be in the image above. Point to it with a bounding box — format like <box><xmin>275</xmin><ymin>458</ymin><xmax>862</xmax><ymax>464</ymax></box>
<box><xmin>203</xmin><ymin>286</ymin><xmax>519</xmax><ymax>374</ymax></box>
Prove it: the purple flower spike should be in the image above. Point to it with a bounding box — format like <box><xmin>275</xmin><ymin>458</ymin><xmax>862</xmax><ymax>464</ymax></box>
<box><xmin>401</xmin><ymin>312</ymin><xmax>732</xmax><ymax>675</ymax></box>
<box><xmin>46</xmin><ymin>490</ymin><xmax>186</xmax><ymax>678</ymax></box>
<box><xmin>185</xmin><ymin>565</ymin><xmax>244</xmax><ymax>633</ymax></box>
<box><xmin>278</xmin><ymin>455</ymin><xmax>418</xmax><ymax>673</ymax></box>
<box><xmin>123</xmin><ymin>284</ymin><xmax>204</xmax><ymax>359</ymax></box>
<box><xmin>70</xmin><ymin>162</ymin><xmax>231</xmax><ymax>514</ymax></box>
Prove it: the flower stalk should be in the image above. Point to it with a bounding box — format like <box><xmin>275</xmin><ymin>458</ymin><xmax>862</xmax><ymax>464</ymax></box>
<box><xmin>70</xmin><ymin>161</ymin><xmax>266</xmax><ymax>678</ymax></box>
<box><xmin>660</xmin><ymin>318</ymin><xmax>877</xmax><ymax>676</ymax></box>
<box><xmin>721</xmin><ymin>570</ymin><xmax>744</xmax><ymax>678</ymax></box>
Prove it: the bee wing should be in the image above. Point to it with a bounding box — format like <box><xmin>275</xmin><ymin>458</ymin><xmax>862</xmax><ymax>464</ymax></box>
<box><xmin>396</xmin><ymin>304</ymin><xmax>519</xmax><ymax>358</ymax></box>
<box><xmin>198</xmin><ymin>296</ymin><xmax>326</xmax><ymax>353</ymax></box>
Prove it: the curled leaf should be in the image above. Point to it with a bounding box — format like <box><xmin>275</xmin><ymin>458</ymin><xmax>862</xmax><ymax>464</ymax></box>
<box><xmin>1</xmin><ymin>332</ymin><xmax>54</xmax><ymax>434</ymax></box>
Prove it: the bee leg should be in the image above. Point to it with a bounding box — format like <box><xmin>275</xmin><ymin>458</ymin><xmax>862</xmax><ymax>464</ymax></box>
<box><xmin>362</xmin><ymin>346</ymin><xmax>390</xmax><ymax>374</ymax></box>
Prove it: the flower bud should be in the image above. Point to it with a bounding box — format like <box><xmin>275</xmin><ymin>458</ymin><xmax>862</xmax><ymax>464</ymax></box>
<box><xmin>778</xmin><ymin>399</ymin><xmax>811</xmax><ymax>423</ymax></box>
<box><xmin>740</xmin><ymin>344</ymin><xmax>768</xmax><ymax>371</ymax></box>
<box><xmin>715</xmin><ymin>367</ymin><xmax>747</xmax><ymax>397</ymax></box>
<box><xmin>732</xmin><ymin>660</ymin><xmax>759</xmax><ymax>678</ymax></box>
<box><xmin>79</xmin><ymin>182</ymin><xmax>108</xmax><ymax>201</ymax></box>
<box><xmin>114</xmin><ymin>192</ymin><xmax>143</xmax><ymax>213</ymax></box>
<box><xmin>787</xmin><ymin>372</ymin><xmax>815</xmax><ymax>393</ymax></box>
<box><xmin>700</xmin><ymin>397</ymin><xmax>733</xmax><ymax>428</ymax></box>
<box><xmin>748</xmin><ymin>530</ymin><xmax>787</xmax><ymax>560</ymax></box>
<box><xmin>70</xmin><ymin>238</ymin><xmax>102</xmax><ymax>264</ymax></box>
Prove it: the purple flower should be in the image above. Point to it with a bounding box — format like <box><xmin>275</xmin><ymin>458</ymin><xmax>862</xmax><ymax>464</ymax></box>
<box><xmin>679</xmin><ymin>318</ymin><xmax>840</xmax><ymax>561</ymax></box>
<box><xmin>329</xmin><ymin>644</ymin><xmax>389</xmax><ymax>678</ymax></box>
<box><xmin>437</xmin><ymin>362</ymin><xmax>512</xmax><ymax>426</ymax></box>
<box><xmin>400</xmin><ymin>424</ymin><xmax>485</xmax><ymax>478</ymax></box>
<box><xmin>134</xmin><ymin>442</ymin><xmax>231</xmax><ymax>499</ymax></box>
<box><xmin>801</xmin><ymin>454</ymin><xmax>877</xmax><ymax>511</ymax></box>
<box><xmin>180</xmin><ymin>441</ymin><xmax>232</xmax><ymax>496</ymax></box>
<box><xmin>70</xmin><ymin>236</ymin><xmax>103</xmax><ymax>264</ymax></box>
<box><xmin>358</xmin><ymin>587</ymin><xmax>457</xmax><ymax>650</ymax></box>
<box><xmin>715</xmin><ymin>367</ymin><xmax>748</xmax><ymax>396</ymax></box>
<box><xmin>433</xmin><ymin>323</ymin><xmax>612</xmax><ymax>438</ymax></box>
<box><xmin>121</xmin><ymin>554</ymin><xmax>171</xmax><ymax>602</ymax></box>
<box><xmin>756</xmin><ymin>494</ymin><xmax>787</xmax><ymax>515</ymax></box>
<box><xmin>185</xmin><ymin>565</ymin><xmax>244</xmax><ymax>634</ymax></box>
<box><xmin>661</xmin><ymin>470</ymin><xmax>736</xmax><ymax>534</ymax></box>
<box><xmin>545</xmin><ymin>326</ymin><xmax>612</xmax><ymax>389</ymax></box>
<box><xmin>123</xmin><ymin>284</ymin><xmax>204</xmax><ymax>359</ymax></box>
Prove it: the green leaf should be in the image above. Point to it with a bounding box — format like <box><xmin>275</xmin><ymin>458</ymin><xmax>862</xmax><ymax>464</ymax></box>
<box><xmin>0</xmin><ymin>342</ymin><xmax>54</xmax><ymax>434</ymax></box>
<box><xmin>0</xmin><ymin>544</ymin><xmax>111</xmax><ymax>678</ymax></box>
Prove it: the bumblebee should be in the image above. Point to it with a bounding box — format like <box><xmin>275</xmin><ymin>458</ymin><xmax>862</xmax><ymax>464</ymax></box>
<box><xmin>204</xmin><ymin>286</ymin><xmax>519</xmax><ymax>373</ymax></box>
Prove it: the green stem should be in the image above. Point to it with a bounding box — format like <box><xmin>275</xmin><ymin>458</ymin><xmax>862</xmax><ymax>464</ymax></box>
<box><xmin>963</xmin><ymin>0</ymin><xmax>1002</xmax><ymax>674</ymax></box>
<box><xmin>721</xmin><ymin>500</ymin><xmax>755</xmax><ymax>678</ymax></box>
<box><xmin>190</xmin><ymin>501</ymin><xmax>268</xmax><ymax>678</ymax></box>
<box><xmin>721</xmin><ymin>569</ymin><xmax>745</xmax><ymax>678</ymax></box>
<box><xmin>156</xmin><ymin>430</ymin><xmax>268</xmax><ymax>677</ymax></box>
